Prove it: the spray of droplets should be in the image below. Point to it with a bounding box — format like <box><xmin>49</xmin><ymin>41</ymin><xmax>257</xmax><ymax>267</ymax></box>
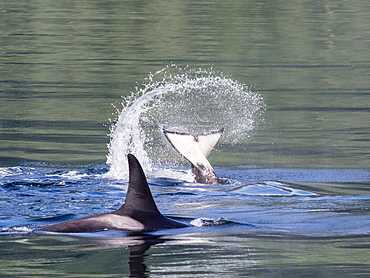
<box><xmin>106</xmin><ymin>65</ymin><xmax>265</xmax><ymax>179</ymax></box>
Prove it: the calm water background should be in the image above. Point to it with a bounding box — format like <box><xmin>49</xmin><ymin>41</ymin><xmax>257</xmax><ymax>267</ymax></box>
<box><xmin>1</xmin><ymin>0</ymin><xmax>370</xmax><ymax>277</ymax></box>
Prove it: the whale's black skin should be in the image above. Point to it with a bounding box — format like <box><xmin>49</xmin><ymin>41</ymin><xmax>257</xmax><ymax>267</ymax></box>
<box><xmin>163</xmin><ymin>129</ymin><xmax>224</xmax><ymax>185</ymax></box>
<box><xmin>38</xmin><ymin>154</ymin><xmax>189</xmax><ymax>233</ymax></box>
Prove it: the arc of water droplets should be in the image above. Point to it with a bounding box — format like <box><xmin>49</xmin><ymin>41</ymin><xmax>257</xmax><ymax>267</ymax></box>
<box><xmin>106</xmin><ymin>65</ymin><xmax>265</xmax><ymax>180</ymax></box>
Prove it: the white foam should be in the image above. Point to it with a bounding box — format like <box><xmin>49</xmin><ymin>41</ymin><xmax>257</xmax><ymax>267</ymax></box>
<box><xmin>45</xmin><ymin>170</ymin><xmax>89</xmax><ymax>180</ymax></box>
<box><xmin>106</xmin><ymin>65</ymin><xmax>265</xmax><ymax>180</ymax></box>
<box><xmin>1</xmin><ymin>227</ymin><xmax>33</xmax><ymax>234</ymax></box>
<box><xmin>0</xmin><ymin>167</ymin><xmax>31</xmax><ymax>178</ymax></box>
<box><xmin>190</xmin><ymin>217</ymin><xmax>229</xmax><ymax>227</ymax></box>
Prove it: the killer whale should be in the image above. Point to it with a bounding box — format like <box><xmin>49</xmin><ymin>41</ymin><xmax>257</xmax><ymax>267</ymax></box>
<box><xmin>163</xmin><ymin>128</ymin><xmax>224</xmax><ymax>185</ymax></box>
<box><xmin>38</xmin><ymin>154</ymin><xmax>189</xmax><ymax>233</ymax></box>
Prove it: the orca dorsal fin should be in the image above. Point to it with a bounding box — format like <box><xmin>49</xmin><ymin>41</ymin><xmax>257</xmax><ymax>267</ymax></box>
<box><xmin>117</xmin><ymin>154</ymin><xmax>161</xmax><ymax>215</ymax></box>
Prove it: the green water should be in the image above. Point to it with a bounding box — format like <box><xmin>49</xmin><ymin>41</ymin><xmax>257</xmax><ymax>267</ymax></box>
<box><xmin>1</xmin><ymin>0</ymin><xmax>369</xmax><ymax>167</ymax></box>
<box><xmin>1</xmin><ymin>232</ymin><xmax>370</xmax><ymax>277</ymax></box>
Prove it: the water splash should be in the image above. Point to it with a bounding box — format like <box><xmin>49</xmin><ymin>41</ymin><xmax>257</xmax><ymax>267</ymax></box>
<box><xmin>106</xmin><ymin>65</ymin><xmax>265</xmax><ymax>179</ymax></box>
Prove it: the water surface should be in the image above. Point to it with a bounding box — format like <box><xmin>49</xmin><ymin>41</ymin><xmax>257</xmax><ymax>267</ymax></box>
<box><xmin>1</xmin><ymin>0</ymin><xmax>370</xmax><ymax>277</ymax></box>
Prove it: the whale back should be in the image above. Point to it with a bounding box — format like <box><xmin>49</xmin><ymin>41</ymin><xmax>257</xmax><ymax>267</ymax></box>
<box><xmin>38</xmin><ymin>154</ymin><xmax>188</xmax><ymax>233</ymax></box>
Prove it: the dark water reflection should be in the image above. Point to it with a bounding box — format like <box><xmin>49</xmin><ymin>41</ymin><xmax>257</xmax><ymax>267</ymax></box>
<box><xmin>2</xmin><ymin>230</ymin><xmax>370</xmax><ymax>277</ymax></box>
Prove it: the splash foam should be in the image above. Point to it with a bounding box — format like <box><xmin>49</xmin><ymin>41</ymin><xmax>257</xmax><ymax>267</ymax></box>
<box><xmin>106</xmin><ymin>65</ymin><xmax>265</xmax><ymax>179</ymax></box>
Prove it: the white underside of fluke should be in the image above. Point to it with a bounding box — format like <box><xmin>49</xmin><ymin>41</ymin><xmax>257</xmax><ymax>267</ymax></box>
<box><xmin>163</xmin><ymin>129</ymin><xmax>223</xmax><ymax>184</ymax></box>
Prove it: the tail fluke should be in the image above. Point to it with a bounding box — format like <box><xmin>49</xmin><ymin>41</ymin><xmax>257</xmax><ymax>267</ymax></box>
<box><xmin>163</xmin><ymin>128</ymin><xmax>224</xmax><ymax>185</ymax></box>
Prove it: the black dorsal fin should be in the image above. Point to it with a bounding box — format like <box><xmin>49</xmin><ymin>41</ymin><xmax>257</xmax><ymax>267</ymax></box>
<box><xmin>116</xmin><ymin>154</ymin><xmax>161</xmax><ymax>215</ymax></box>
